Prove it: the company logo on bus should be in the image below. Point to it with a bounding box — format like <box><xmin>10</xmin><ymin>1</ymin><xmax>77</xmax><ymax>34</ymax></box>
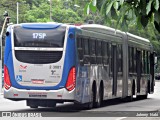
<box><xmin>20</xmin><ymin>65</ymin><xmax>27</xmax><ymax>69</ymax></box>
<box><xmin>31</xmin><ymin>79</ymin><xmax>44</xmax><ymax>84</ymax></box>
<box><xmin>19</xmin><ymin>65</ymin><xmax>27</xmax><ymax>72</ymax></box>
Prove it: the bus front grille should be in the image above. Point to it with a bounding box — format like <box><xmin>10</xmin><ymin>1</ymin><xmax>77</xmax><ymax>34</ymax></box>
<box><xmin>15</xmin><ymin>50</ymin><xmax>62</xmax><ymax>64</ymax></box>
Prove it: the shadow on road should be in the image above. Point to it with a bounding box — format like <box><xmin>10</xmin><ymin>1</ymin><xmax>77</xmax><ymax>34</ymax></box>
<box><xmin>9</xmin><ymin>97</ymin><xmax>152</xmax><ymax>113</ymax></box>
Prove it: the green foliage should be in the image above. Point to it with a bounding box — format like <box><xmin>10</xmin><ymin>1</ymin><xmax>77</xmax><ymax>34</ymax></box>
<box><xmin>84</xmin><ymin>0</ymin><xmax>160</xmax><ymax>57</ymax></box>
<box><xmin>0</xmin><ymin>0</ymin><xmax>30</xmax><ymax>23</ymax></box>
<box><xmin>52</xmin><ymin>8</ymin><xmax>82</xmax><ymax>23</ymax></box>
<box><xmin>86</xmin><ymin>0</ymin><xmax>160</xmax><ymax>33</ymax></box>
<box><xmin>25</xmin><ymin>0</ymin><xmax>49</xmax><ymax>8</ymax></box>
<box><xmin>24</xmin><ymin>3</ymin><xmax>50</xmax><ymax>22</ymax></box>
<box><xmin>0</xmin><ymin>0</ymin><xmax>84</xmax><ymax>23</ymax></box>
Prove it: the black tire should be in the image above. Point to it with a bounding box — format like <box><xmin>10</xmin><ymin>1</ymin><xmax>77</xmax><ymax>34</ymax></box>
<box><xmin>137</xmin><ymin>94</ymin><xmax>148</xmax><ymax>100</ymax></box>
<box><xmin>30</xmin><ymin>105</ymin><xmax>38</xmax><ymax>108</ymax></box>
<box><xmin>96</xmin><ymin>85</ymin><xmax>103</xmax><ymax>107</ymax></box>
<box><xmin>136</xmin><ymin>83</ymin><xmax>148</xmax><ymax>100</ymax></box>
<box><xmin>141</xmin><ymin>94</ymin><xmax>148</xmax><ymax>99</ymax></box>
<box><xmin>137</xmin><ymin>91</ymin><xmax>148</xmax><ymax>100</ymax></box>
<box><xmin>50</xmin><ymin>103</ymin><xmax>56</xmax><ymax>108</ymax></box>
<box><xmin>130</xmin><ymin>82</ymin><xmax>134</xmax><ymax>101</ymax></box>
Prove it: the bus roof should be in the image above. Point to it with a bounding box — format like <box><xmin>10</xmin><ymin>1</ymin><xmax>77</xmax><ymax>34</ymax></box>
<box><xmin>127</xmin><ymin>32</ymin><xmax>150</xmax><ymax>43</ymax></box>
<box><xmin>77</xmin><ymin>24</ymin><xmax>150</xmax><ymax>43</ymax></box>
<box><xmin>79</xmin><ymin>24</ymin><xmax>124</xmax><ymax>34</ymax></box>
<box><xmin>9</xmin><ymin>23</ymin><xmax>151</xmax><ymax>44</ymax></box>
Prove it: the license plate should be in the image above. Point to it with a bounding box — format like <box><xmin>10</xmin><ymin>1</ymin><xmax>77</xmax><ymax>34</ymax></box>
<box><xmin>31</xmin><ymin>79</ymin><xmax>44</xmax><ymax>84</ymax></box>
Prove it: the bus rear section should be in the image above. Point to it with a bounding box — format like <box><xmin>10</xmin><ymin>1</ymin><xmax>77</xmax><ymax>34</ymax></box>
<box><xmin>4</xmin><ymin>23</ymin><xmax>77</xmax><ymax>108</ymax></box>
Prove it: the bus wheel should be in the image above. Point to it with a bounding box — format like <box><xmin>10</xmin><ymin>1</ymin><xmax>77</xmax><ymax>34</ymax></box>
<box><xmin>130</xmin><ymin>81</ymin><xmax>135</xmax><ymax>101</ymax></box>
<box><xmin>137</xmin><ymin>94</ymin><xmax>148</xmax><ymax>100</ymax></box>
<box><xmin>96</xmin><ymin>84</ymin><xmax>104</xmax><ymax>107</ymax></box>
<box><xmin>137</xmin><ymin>92</ymin><xmax>148</xmax><ymax>99</ymax></box>
<box><xmin>123</xmin><ymin>82</ymin><xmax>134</xmax><ymax>102</ymax></box>
<box><xmin>27</xmin><ymin>100</ymin><xmax>38</xmax><ymax>108</ymax></box>
<box><xmin>137</xmin><ymin>82</ymin><xmax>148</xmax><ymax>100</ymax></box>
<box><xmin>30</xmin><ymin>105</ymin><xmax>38</xmax><ymax>108</ymax></box>
<box><xmin>142</xmin><ymin>94</ymin><xmax>148</xmax><ymax>99</ymax></box>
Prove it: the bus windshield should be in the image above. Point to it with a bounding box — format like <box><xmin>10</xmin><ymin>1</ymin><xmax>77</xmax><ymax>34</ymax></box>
<box><xmin>14</xmin><ymin>26</ymin><xmax>66</xmax><ymax>47</ymax></box>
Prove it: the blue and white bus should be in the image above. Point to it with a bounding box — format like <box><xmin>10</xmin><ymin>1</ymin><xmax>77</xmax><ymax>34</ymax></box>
<box><xmin>4</xmin><ymin>23</ymin><xmax>155</xmax><ymax>108</ymax></box>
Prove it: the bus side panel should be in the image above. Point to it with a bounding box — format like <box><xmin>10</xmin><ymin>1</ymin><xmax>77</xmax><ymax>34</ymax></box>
<box><xmin>74</xmin><ymin>34</ymin><xmax>90</xmax><ymax>104</ymax></box>
<box><xmin>4</xmin><ymin>31</ymin><xmax>15</xmax><ymax>88</ymax></box>
<box><xmin>4</xmin><ymin>30</ymin><xmax>12</xmax><ymax>65</ymax></box>
<box><xmin>75</xmin><ymin>66</ymin><xmax>90</xmax><ymax>103</ymax></box>
<box><xmin>61</xmin><ymin>27</ymin><xmax>76</xmax><ymax>89</ymax></box>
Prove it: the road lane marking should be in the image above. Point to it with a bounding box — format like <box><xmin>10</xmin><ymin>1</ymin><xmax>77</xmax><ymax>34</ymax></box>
<box><xmin>116</xmin><ymin>117</ymin><xmax>127</xmax><ymax>120</ymax></box>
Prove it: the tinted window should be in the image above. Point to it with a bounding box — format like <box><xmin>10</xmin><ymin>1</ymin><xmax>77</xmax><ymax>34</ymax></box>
<box><xmin>84</xmin><ymin>38</ymin><xmax>89</xmax><ymax>55</ymax></box>
<box><xmin>14</xmin><ymin>26</ymin><xmax>66</xmax><ymax>47</ymax></box>
<box><xmin>96</xmin><ymin>41</ymin><xmax>102</xmax><ymax>56</ymax></box>
<box><xmin>102</xmin><ymin>42</ymin><xmax>109</xmax><ymax>65</ymax></box>
<box><xmin>117</xmin><ymin>45</ymin><xmax>122</xmax><ymax>72</ymax></box>
<box><xmin>77</xmin><ymin>37</ymin><xmax>83</xmax><ymax>61</ymax></box>
<box><xmin>90</xmin><ymin>39</ymin><xmax>96</xmax><ymax>64</ymax></box>
<box><xmin>90</xmin><ymin>39</ymin><xmax>96</xmax><ymax>55</ymax></box>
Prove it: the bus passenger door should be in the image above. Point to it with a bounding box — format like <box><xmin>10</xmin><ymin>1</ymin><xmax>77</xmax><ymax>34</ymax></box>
<box><xmin>112</xmin><ymin>45</ymin><xmax>118</xmax><ymax>96</ymax></box>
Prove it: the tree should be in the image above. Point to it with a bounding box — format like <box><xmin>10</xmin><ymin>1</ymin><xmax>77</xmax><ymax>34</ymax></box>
<box><xmin>24</xmin><ymin>2</ymin><xmax>50</xmax><ymax>22</ymax></box>
<box><xmin>24</xmin><ymin>0</ymin><xmax>48</xmax><ymax>9</ymax></box>
<box><xmin>24</xmin><ymin>0</ymin><xmax>83</xmax><ymax>23</ymax></box>
<box><xmin>0</xmin><ymin>0</ymin><xmax>30</xmax><ymax>23</ymax></box>
<box><xmin>86</xmin><ymin>0</ymin><xmax>160</xmax><ymax>33</ymax></box>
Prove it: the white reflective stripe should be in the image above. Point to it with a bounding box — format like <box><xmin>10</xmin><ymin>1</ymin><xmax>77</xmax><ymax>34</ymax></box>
<box><xmin>14</xmin><ymin>47</ymin><xmax>63</xmax><ymax>51</ymax></box>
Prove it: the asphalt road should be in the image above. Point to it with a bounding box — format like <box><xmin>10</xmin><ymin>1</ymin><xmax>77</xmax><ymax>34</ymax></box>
<box><xmin>1</xmin><ymin>81</ymin><xmax>160</xmax><ymax>120</ymax></box>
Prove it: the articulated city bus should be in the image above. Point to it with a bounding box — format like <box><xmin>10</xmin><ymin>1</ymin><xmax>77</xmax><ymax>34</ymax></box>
<box><xmin>4</xmin><ymin>23</ymin><xmax>155</xmax><ymax>109</ymax></box>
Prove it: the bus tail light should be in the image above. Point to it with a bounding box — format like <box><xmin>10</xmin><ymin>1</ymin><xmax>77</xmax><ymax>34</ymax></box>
<box><xmin>4</xmin><ymin>65</ymin><xmax>11</xmax><ymax>90</ymax></box>
<box><xmin>66</xmin><ymin>67</ymin><xmax>76</xmax><ymax>91</ymax></box>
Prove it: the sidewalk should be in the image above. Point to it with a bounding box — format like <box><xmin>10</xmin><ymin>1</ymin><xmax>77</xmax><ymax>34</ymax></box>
<box><xmin>0</xmin><ymin>91</ymin><xmax>13</xmax><ymax>104</ymax></box>
<box><xmin>0</xmin><ymin>88</ymin><xmax>5</xmax><ymax>100</ymax></box>
<box><xmin>0</xmin><ymin>92</ymin><xmax>4</xmax><ymax>99</ymax></box>
<box><xmin>0</xmin><ymin>88</ymin><xmax>4</xmax><ymax>96</ymax></box>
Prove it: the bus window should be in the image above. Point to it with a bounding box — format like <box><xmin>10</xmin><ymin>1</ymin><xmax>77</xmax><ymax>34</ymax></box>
<box><xmin>102</xmin><ymin>42</ymin><xmax>108</xmax><ymax>65</ymax></box>
<box><xmin>143</xmin><ymin>50</ymin><xmax>146</xmax><ymax>74</ymax></box>
<box><xmin>77</xmin><ymin>37</ymin><xmax>83</xmax><ymax>61</ymax></box>
<box><xmin>96</xmin><ymin>40</ymin><xmax>102</xmax><ymax>64</ymax></box>
<box><xmin>133</xmin><ymin>48</ymin><xmax>137</xmax><ymax>73</ymax></box>
<box><xmin>96</xmin><ymin>41</ymin><xmax>102</xmax><ymax>56</ymax></box>
<box><xmin>109</xmin><ymin>43</ymin><xmax>112</xmax><ymax>74</ymax></box>
<box><xmin>14</xmin><ymin>26</ymin><xmax>66</xmax><ymax>48</ymax></box>
<box><xmin>83</xmin><ymin>38</ymin><xmax>90</xmax><ymax>64</ymax></box>
<box><xmin>146</xmin><ymin>51</ymin><xmax>150</xmax><ymax>74</ymax></box>
<box><xmin>117</xmin><ymin>45</ymin><xmax>122</xmax><ymax>72</ymax></box>
<box><xmin>141</xmin><ymin>50</ymin><xmax>144</xmax><ymax>74</ymax></box>
<box><xmin>90</xmin><ymin>39</ymin><xmax>96</xmax><ymax>64</ymax></box>
<box><xmin>128</xmin><ymin>47</ymin><xmax>133</xmax><ymax>73</ymax></box>
<box><xmin>84</xmin><ymin>38</ymin><xmax>89</xmax><ymax>55</ymax></box>
<box><xmin>77</xmin><ymin>36</ymin><xmax>82</xmax><ymax>48</ymax></box>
